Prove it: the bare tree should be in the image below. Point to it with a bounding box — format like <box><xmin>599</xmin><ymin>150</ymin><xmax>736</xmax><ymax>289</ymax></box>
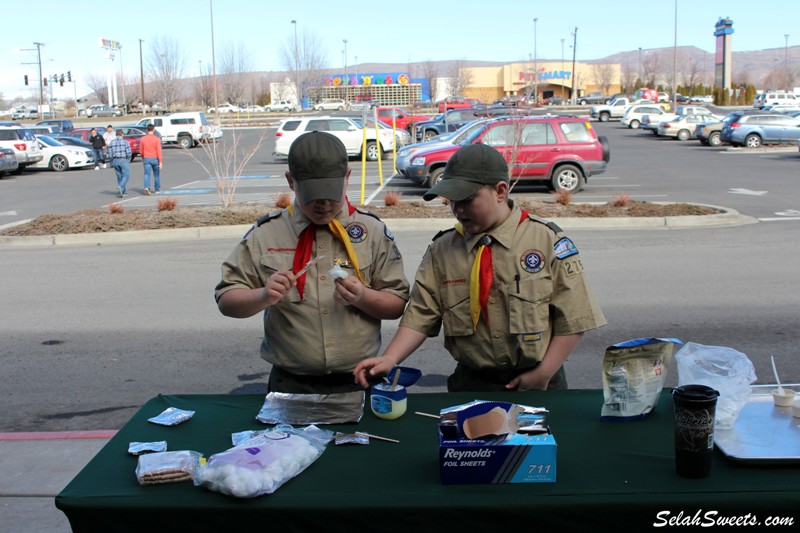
<box><xmin>86</xmin><ymin>73</ymin><xmax>109</xmax><ymax>104</ymax></box>
<box><xmin>219</xmin><ymin>41</ymin><xmax>253</xmax><ymax>105</ymax></box>
<box><xmin>445</xmin><ymin>60</ymin><xmax>473</xmax><ymax>97</ymax></box>
<box><xmin>281</xmin><ymin>29</ymin><xmax>329</xmax><ymax>106</ymax></box>
<box><xmin>679</xmin><ymin>57</ymin><xmax>703</xmax><ymax>91</ymax></box>
<box><xmin>591</xmin><ymin>63</ymin><xmax>615</xmax><ymax>95</ymax></box>
<box><xmin>620</xmin><ymin>63</ymin><xmax>636</xmax><ymax>93</ymax></box>
<box><xmin>195</xmin><ymin>63</ymin><xmax>215</xmax><ymax>108</ymax></box>
<box><xmin>641</xmin><ymin>53</ymin><xmax>661</xmax><ymax>88</ymax></box>
<box><xmin>147</xmin><ymin>35</ymin><xmax>187</xmax><ymax>108</ymax></box>
<box><xmin>182</xmin><ymin>131</ymin><xmax>269</xmax><ymax>207</ymax></box>
<box><xmin>418</xmin><ymin>61</ymin><xmax>440</xmax><ymax>103</ymax></box>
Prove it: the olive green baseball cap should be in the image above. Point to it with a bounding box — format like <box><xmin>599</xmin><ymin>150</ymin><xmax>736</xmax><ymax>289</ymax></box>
<box><xmin>288</xmin><ymin>131</ymin><xmax>348</xmax><ymax>202</ymax></box>
<box><xmin>423</xmin><ymin>143</ymin><xmax>509</xmax><ymax>201</ymax></box>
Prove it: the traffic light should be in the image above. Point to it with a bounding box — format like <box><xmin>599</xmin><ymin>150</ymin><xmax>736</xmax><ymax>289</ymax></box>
<box><xmin>24</xmin><ymin>75</ymin><xmax>28</xmax><ymax>86</ymax></box>
<box><xmin>67</xmin><ymin>71</ymin><xmax>72</xmax><ymax>82</ymax></box>
<box><xmin>43</xmin><ymin>77</ymin><xmax>47</xmax><ymax>86</ymax></box>
<box><xmin>59</xmin><ymin>75</ymin><xmax>64</xmax><ymax>87</ymax></box>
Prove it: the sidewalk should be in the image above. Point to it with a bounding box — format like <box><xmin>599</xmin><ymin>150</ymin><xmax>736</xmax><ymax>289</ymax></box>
<box><xmin>0</xmin><ymin>431</ymin><xmax>115</xmax><ymax>533</ymax></box>
<box><xmin>0</xmin><ymin>205</ymin><xmax>759</xmax><ymax>248</ymax></box>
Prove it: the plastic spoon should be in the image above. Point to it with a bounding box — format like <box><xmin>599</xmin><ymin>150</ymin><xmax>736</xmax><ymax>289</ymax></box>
<box><xmin>770</xmin><ymin>356</ymin><xmax>785</xmax><ymax>396</ymax></box>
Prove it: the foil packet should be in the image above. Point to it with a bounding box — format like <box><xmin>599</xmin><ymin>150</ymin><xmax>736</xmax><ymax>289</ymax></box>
<box><xmin>148</xmin><ymin>407</ymin><xmax>196</xmax><ymax>426</ymax></box>
<box><xmin>128</xmin><ymin>441</ymin><xmax>168</xmax><ymax>455</ymax></box>
<box><xmin>256</xmin><ymin>391</ymin><xmax>364</xmax><ymax>425</ymax></box>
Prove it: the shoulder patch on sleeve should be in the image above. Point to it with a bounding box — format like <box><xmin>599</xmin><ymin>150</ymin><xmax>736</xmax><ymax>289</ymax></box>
<box><xmin>256</xmin><ymin>210</ymin><xmax>282</xmax><ymax>226</ymax></box>
<box><xmin>432</xmin><ymin>227</ymin><xmax>457</xmax><ymax>241</ymax></box>
<box><xmin>525</xmin><ymin>213</ymin><xmax>563</xmax><ymax>234</ymax></box>
<box><xmin>355</xmin><ymin>206</ymin><xmax>381</xmax><ymax>221</ymax></box>
<box><xmin>554</xmin><ymin>237</ymin><xmax>579</xmax><ymax>259</ymax></box>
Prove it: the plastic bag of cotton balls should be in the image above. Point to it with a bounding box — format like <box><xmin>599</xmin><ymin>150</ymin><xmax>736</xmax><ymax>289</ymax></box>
<box><xmin>197</xmin><ymin>425</ymin><xmax>333</xmax><ymax>498</ymax></box>
<box><xmin>328</xmin><ymin>264</ymin><xmax>349</xmax><ymax>280</ymax></box>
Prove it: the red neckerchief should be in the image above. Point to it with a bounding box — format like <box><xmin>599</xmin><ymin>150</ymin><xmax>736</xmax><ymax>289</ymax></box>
<box><xmin>293</xmin><ymin>199</ymin><xmax>358</xmax><ymax>299</ymax></box>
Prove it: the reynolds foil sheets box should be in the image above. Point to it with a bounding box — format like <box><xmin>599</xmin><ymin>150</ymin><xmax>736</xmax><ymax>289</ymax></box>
<box><xmin>437</xmin><ymin>400</ymin><xmax>556</xmax><ymax>484</ymax></box>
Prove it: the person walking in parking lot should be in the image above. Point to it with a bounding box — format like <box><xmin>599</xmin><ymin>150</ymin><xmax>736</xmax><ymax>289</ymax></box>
<box><xmin>140</xmin><ymin>124</ymin><xmax>163</xmax><ymax>195</ymax></box>
<box><xmin>89</xmin><ymin>128</ymin><xmax>106</xmax><ymax>169</ymax></box>
<box><xmin>103</xmin><ymin>125</ymin><xmax>115</xmax><ymax>165</ymax></box>
<box><xmin>107</xmin><ymin>130</ymin><xmax>132</xmax><ymax>198</ymax></box>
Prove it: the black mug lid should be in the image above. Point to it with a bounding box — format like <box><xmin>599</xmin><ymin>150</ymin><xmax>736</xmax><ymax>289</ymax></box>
<box><xmin>672</xmin><ymin>384</ymin><xmax>720</xmax><ymax>401</ymax></box>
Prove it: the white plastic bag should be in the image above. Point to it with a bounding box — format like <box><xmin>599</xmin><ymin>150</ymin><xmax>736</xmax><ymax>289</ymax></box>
<box><xmin>197</xmin><ymin>424</ymin><xmax>332</xmax><ymax>498</ymax></box>
<box><xmin>675</xmin><ymin>342</ymin><xmax>757</xmax><ymax>428</ymax></box>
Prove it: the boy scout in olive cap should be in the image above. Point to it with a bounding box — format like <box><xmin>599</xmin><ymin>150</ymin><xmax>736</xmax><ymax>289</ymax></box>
<box><xmin>216</xmin><ymin>131</ymin><xmax>410</xmax><ymax>393</ymax></box>
<box><xmin>355</xmin><ymin>143</ymin><xmax>605</xmax><ymax>392</ymax></box>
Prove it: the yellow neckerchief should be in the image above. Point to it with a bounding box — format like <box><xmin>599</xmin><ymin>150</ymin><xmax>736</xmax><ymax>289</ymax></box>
<box><xmin>289</xmin><ymin>203</ymin><xmax>366</xmax><ymax>285</ymax></box>
<box><xmin>455</xmin><ymin>222</ymin><xmax>491</xmax><ymax>330</ymax></box>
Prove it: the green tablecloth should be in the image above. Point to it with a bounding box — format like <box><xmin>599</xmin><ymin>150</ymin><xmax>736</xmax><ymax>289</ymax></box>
<box><xmin>56</xmin><ymin>390</ymin><xmax>798</xmax><ymax>532</ymax></box>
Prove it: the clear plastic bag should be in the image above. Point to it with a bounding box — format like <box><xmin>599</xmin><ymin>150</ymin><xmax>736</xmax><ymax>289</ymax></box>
<box><xmin>196</xmin><ymin>424</ymin><xmax>333</xmax><ymax>498</ymax></box>
<box><xmin>675</xmin><ymin>342</ymin><xmax>757</xmax><ymax>429</ymax></box>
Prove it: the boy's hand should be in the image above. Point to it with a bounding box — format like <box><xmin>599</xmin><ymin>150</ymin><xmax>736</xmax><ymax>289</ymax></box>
<box><xmin>333</xmin><ymin>276</ymin><xmax>365</xmax><ymax>306</ymax></box>
<box><xmin>506</xmin><ymin>367</ymin><xmax>550</xmax><ymax>392</ymax></box>
<box><xmin>353</xmin><ymin>357</ymin><xmax>394</xmax><ymax>389</ymax></box>
<box><xmin>264</xmin><ymin>270</ymin><xmax>296</xmax><ymax>307</ymax></box>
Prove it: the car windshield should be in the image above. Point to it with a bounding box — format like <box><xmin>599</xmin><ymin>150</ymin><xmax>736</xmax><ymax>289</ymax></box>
<box><xmin>450</xmin><ymin>119</ymin><xmax>489</xmax><ymax>144</ymax></box>
<box><xmin>37</xmin><ymin>135</ymin><xmax>63</xmax><ymax>146</ymax></box>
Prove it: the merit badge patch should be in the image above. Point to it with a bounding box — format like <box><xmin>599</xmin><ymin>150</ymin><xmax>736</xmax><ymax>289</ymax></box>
<box><xmin>554</xmin><ymin>237</ymin><xmax>579</xmax><ymax>260</ymax></box>
<box><xmin>346</xmin><ymin>222</ymin><xmax>368</xmax><ymax>243</ymax></box>
<box><xmin>384</xmin><ymin>226</ymin><xmax>395</xmax><ymax>241</ymax></box>
<box><xmin>520</xmin><ymin>249</ymin><xmax>545</xmax><ymax>273</ymax></box>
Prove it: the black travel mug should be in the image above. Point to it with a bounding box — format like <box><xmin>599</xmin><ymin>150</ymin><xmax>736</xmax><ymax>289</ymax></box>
<box><xmin>672</xmin><ymin>384</ymin><xmax>720</xmax><ymax>479</ymax></box>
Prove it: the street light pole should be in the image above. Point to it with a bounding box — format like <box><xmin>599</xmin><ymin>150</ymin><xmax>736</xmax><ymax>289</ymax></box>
<box><xmin>210</xmin><ymin>0</ymin><xmax>219</xmax><ymax>125</ymax></box>
<box><xmin>570</xmin><ymin>28</ymin><xmax>578</xmax><ymax>105</ymax></box>
<box><xmin>672</xmin><ymin>0</ymin><xmax>678</xmax><ymax>112</ymax></box>
<box><xmin>561</xmin><ymin>38</ymin><xmax>565</xmax><ymax>99</ymax></box>
<box><xmin>785</xmin><ymin>34</ymin><xmax>790</xmax><ymax>86</ymax></box>
<box><xmin>533</xmin><ymin>18</ymin><xmax>538</xmax><ymax>104</ymax></box>
<box><xmin>139</xmin><ymin>38</ymin><xmax>145</xmax><ymax>114</ymax></box>
<box><xmin>291</xmin><ymin>20</ymin><xmax>299</xmax><ymax>107</ymax></box>
<box><xmin>343</xmin><ymin>39</ymin><xmax>348</xmax><ymax>84</ymax></box>
<box><xmin>638</xmin><ymin>47</ymin><xmax>642</xmax><ymax>85</ymax></box>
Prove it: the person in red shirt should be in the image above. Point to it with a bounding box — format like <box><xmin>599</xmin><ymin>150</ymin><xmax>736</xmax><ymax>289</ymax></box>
<box><xmin>139</xmin><ymin>124</ymin><xmax>163</xmax><ymax>195</ymax></box>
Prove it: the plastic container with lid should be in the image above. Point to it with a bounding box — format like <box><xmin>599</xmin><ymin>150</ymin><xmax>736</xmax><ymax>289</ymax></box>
<box><xmin>370</xmin><ymin>366</ymin><xmax>421</xmax><ymax>420</ymax></box>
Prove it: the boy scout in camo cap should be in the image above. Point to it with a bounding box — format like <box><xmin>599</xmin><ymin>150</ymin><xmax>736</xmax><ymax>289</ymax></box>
<box><xmin>215</xmin><ymin>131</ymin><xmax>410</xmax><ymax>394</ymax></box>
<box><xmin>355</xmin><ymin>143</ymin><xmax>606</xmax><ymax>392</ymax></box>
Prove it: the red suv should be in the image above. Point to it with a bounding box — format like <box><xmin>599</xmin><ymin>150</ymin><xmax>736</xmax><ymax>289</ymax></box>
<box><xmin>437</xmin><ymin>96</ymin><xmax>483</xmax><ymax>112</ymax></box>
<box><xmin>402</xmin><ymin>115</ymin><xmax>610</xmax><ymax>193</ymax></box>
<box><xmin>375</xmin><ymin>107</ymin><xmax>430</xmax><ymax>133</ymax></box>
<box><xmin>68</xmin><ymin>128</ymin><xmax>142</xmax><ymax>161</ymax></box>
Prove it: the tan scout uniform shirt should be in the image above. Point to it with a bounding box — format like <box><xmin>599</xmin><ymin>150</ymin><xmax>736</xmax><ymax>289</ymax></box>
<box><xmin>400</xmin><ymin>202</ymin><xmax>606</xmax><ymax>371</ymax></box>
<box><xmin>215</xmin><ymin>204</ymin><xmax>409</xmax><ymax>375</ymax></box>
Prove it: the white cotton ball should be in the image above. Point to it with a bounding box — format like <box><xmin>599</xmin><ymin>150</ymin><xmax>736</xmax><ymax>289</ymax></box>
<box><xmin>243</xmin><ymin>476</ymin><xmax>261</xmax><ymax>496</ymax></box>
<box><xmin>259</xmin><ymin>473</ymin><xmax>276</xmax><ymax>493</ymax></box>
<box><xmin>328</xmin><ymin>264</ymin><xmax>349</xmax><ymax>280</ymax></box>
<box><xmin>219</xmin><ymin>464</ymin><xmax>237</xmax><ymax>479</ymax></box>
<box><xmin>285</xmin><ymin>460</ymin><xmax>301</xmax><ymax>478</ymax></box>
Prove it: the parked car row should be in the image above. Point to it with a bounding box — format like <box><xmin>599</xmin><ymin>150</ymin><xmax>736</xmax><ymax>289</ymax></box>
<box><xmin>621</xmin><ymin>106</ymin><xmax>800</xmax><ymax>149</ymax></box>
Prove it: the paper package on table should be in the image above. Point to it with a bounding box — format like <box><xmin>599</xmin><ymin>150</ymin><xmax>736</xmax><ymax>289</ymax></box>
<box><xmin>437</xmin><ymin>400</ymin><xmax>555</xmax><ymax>484</ymax></box>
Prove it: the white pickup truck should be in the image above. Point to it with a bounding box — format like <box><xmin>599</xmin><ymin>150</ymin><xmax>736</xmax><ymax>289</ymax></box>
<box><xmin>640</xmin><ymin>106</ymin><xmax>716</xmax><ymax>134</ymax></box>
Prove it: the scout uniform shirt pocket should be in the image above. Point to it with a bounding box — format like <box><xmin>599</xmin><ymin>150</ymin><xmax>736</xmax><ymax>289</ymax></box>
<box><xmin>508</xmin><ymin>277</ymin><xmax>553</xmax><ymax>335</ymax></box>
<box><xmin>259</xmin><ymin>253</ymin><xmax>302</xmax><ymax>303</ymax></box>
<box><xmin>441</xmin><ymin>283</ymin><xmax>474</xmax><ymax>337</ymax></box>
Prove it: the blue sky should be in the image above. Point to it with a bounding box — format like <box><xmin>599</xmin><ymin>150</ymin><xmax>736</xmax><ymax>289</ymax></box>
<box><xmin>2</xmin><ymin>0</ymin><xmax>795</xmax><ymax>102</ymax></box>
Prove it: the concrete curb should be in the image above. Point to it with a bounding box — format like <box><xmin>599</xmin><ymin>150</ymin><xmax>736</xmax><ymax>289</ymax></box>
<box><xmin>0</xmin><ymin>205</ymin><xmax>757</xmax><ymax>248</ymax></box>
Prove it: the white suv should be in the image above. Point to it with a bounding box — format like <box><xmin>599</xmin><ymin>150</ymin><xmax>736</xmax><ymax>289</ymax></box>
<box><xmin>136</xmin><ymin>112</ymin><xmax>222</xmax><ymax>149</ymax></box>
<box><xmin>0</xmin><ymin>126</ymin><xmax>43</xmax><ymax>171</ymax></box>
<box><xmin>273</xmin><ymin>116</ymin><xmax>397</xmax><ymax>161</ymax></box>
<box><xmin>265</xmin><ymin>100</ymin><xmax>297</xmax><ymax>112</ymax></box>
<box><xmin>313</xmin><ymin>98</ymin><xmax>350</xmax><ymax>111</ymax></box>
